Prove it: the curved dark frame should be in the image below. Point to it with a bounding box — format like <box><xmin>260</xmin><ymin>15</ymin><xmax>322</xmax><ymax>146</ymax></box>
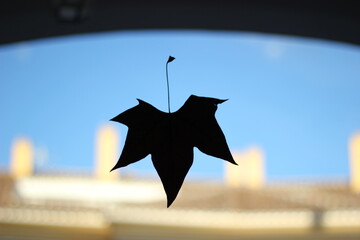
<box><xmin>1</xmin><ymin>0</ymin><xmax>360</xmax><ymax>46</ymax></box>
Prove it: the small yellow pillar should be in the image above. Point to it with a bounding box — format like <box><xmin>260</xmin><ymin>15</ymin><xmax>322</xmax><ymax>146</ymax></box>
<box><xmin>10</xmin><ymin>137</ymin><xmax>34</xmax><ymax>178</ymax></box>
<box><xmin>225</xmin><ymin>146</ymin><xmax>265</xmax><ymax>189</ymax></box>
<box><xmin>349</xmin><ymin>133</ymin><xmax>360</xmax><ymax>193</ymax></box>
<box><xmin>95</xmin><ymin>124</ymin><xmax>119</xmax><ymax>180</ymax></box>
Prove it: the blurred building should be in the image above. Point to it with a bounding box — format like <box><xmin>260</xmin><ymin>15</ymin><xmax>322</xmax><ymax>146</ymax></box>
<box><xmin>0</xmin><ymin>130</ymin><xmax>360</xmax><ymax>240</ymax></box>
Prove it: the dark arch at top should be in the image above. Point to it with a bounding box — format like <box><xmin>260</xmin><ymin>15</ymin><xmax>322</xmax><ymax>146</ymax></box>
<box><xmin>1</xmin><ymin>0</ymin><xmax>360</xmax><ymax>46</ymax></box>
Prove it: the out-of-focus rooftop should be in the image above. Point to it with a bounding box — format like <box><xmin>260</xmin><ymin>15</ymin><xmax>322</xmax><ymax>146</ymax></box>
<box><xmin>1</xmin><ymin>126</ymin><xmax>360</xmax><ymax>240</ymax></box>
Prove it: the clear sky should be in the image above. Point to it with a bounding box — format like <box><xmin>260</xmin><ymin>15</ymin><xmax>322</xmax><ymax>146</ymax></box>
<box><xmin>1</xmin><ymin>30</ymin><xmax>360</xmax><ymax>181</ymax></box>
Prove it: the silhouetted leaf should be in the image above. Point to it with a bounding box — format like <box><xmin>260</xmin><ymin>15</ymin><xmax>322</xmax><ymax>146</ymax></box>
<box><xmin>111</xmin><ymin>95</ymin><xmax>236</xmax><ymax>207</ymax></box>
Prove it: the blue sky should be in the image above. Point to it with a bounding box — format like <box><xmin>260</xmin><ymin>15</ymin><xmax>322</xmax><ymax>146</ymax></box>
<box><xmin>1</xmin><ymin>30</ymin><xmax>360</xmax><ymax>181</ymax></box>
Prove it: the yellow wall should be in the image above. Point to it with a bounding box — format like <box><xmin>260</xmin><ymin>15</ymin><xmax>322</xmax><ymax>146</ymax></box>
<box><xmin>349</xmin><ymin>133</ymin><xmax>360</xmax><ymax>193</ymax></box>
<box><xmin>10</xmin><ymin>137</ymin><xmax>33</xmax><ymax>178</ymax></box>
<box><xmin>95</xmin><ymin>124</ymin><xmax>119</xmax><ymax>180</ymax></box>
<box><xmin>225</xmin><ymin>147</ymin><xmax>265</xmax><ymax>189</ymax></box>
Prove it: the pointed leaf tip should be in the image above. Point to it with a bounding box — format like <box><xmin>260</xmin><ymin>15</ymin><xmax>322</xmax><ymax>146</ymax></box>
<box><xmin>110</xmin><ymin>165</ymin><xmax>118</xmax><ymax>172</ymax></box>
<box><xmin>167</xmin><ymin>56</ymin><xmax>175</xmax><ymax>63</ymax></box>
<box><xmin>167</xmin><ymin>198</ymin><xmax>175</xmax><ymax>208</ymax></box>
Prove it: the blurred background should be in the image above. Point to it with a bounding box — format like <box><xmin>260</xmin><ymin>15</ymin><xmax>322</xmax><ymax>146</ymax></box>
<box><xmin>0</xmin><ymin>1</ymin><xmax>360</xmax><ymax>240</ymax></box>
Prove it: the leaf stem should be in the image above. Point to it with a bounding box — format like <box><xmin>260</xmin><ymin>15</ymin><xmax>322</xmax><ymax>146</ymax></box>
<box><xmin>166</xmin><ymin>62</ymin><xmax>171</xmax><ymax>113</ymax></box>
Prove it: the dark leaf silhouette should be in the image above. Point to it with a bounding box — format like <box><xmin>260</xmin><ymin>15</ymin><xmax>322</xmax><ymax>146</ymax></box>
<box><xmin>110</xmin><ymin>95</ymin><xmax>237</xmax><ymax>207</ymax></box>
